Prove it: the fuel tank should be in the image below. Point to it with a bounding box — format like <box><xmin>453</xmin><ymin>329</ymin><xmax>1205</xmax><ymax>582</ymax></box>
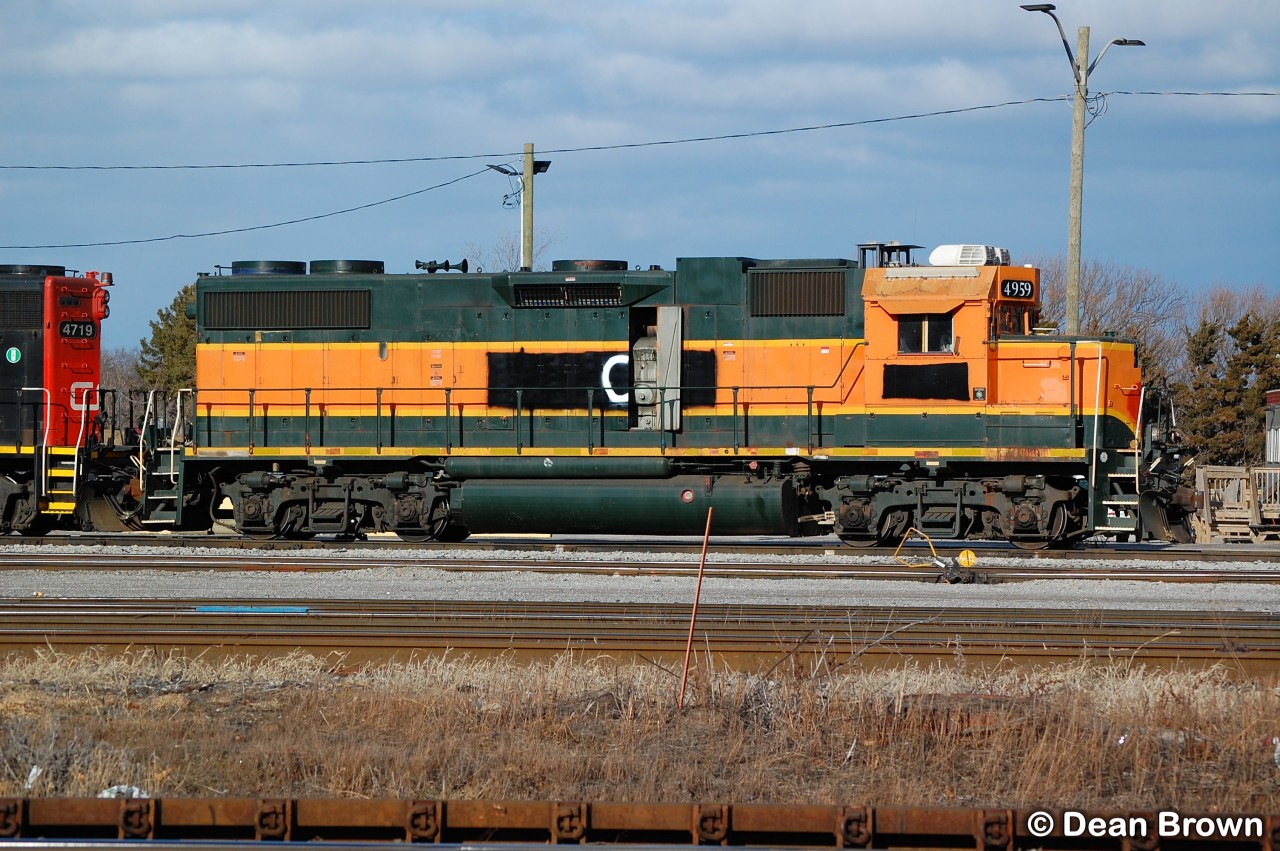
<box><xmin>451</xmin><ymin>475</ymin><xmax>797</xmax><ymax>536</ymax></box>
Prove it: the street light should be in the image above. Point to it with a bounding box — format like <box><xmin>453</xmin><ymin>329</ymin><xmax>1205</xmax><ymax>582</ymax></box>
<box><xmin>1022</xmin><ymin>3</ymin><xmax>1144</xmax><ymax>336</ymax></box>
<box><xmin>487</xmin><ymin>147</ymin><xmax>552</xmax><ymax>271</ymax></box>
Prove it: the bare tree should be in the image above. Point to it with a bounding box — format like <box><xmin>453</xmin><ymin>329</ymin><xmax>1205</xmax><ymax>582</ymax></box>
<box><xmin>463</xmin><ymin>228</ymin><xmax>561</xmax><ymax>273</ymax></box>
<box><xmin>98</xmin><ymin>346</ymin><xmax>143</xmax><ymax>443</ymax></box>
<box><xmin>1026</xmin><ymin>254</ymin><xmax>1188</xmax><ymax>390</ymax></box>
<box><xmin>100</xmin><ymin>346</ymin><xmax>142</xmax><ymax>392</ymax></box>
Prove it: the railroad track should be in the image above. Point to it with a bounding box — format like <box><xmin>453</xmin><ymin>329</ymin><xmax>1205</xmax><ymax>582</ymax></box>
<box><xmin>2</xmin><ymin>598</ymin><xmax>1275</xmax><ymax>675</ymax></box>
<box><xmin>2</xmin><ymin>547</ymin><xmax>1278</xmax><ymax>584</ymax></box>
<box><xmin>13</xmin><ymin>529</ymin><xmax>1280</xmax><ymax>562</ymax></box>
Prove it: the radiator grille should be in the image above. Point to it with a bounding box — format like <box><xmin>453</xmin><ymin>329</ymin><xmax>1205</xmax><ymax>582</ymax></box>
<box><xmin>748</xmin><ymin>269</ymin><xmax>845</xmax><ymax>317</ymax></box>
<box><xmin>0</xmin><ymin>290</ymin><xmax>43</xmax><ymax>329</ymax></box>
<box><xmin>204</xmin><ymin>289</ymin><xmax>371</xmax><ymax>330</ymax></box>
<box><xmin>514</xmin><ymin>284</ymin><xmax>624</xmax><ymax>308</ymax></box>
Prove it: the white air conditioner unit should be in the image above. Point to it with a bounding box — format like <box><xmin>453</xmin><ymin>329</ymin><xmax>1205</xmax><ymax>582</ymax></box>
<box><xmin>928</xmin><ymin>244</ymin><xmax>1011</xmax><ymax>267</ymax></box>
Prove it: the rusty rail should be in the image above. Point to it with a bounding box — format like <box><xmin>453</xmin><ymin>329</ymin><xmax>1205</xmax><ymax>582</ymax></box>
<box><xmin>1</xmin><ymin>798</ymin><xmax>1277</xmax><ymax>848</ymax></box>
<box><xmin>1</xmin><ymin>599</ymin><xmax>1277</xmax><ymax>675</ymax></box>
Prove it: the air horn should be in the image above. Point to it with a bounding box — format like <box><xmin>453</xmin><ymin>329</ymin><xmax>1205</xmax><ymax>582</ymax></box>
<box><xmin>414</xmin><ymin>259</ymin><xmax>469</xmax><ymax>274</ymax></box>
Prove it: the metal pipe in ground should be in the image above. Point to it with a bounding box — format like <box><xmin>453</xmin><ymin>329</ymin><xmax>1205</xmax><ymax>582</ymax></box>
<box><xmin>678</xmin><ymin>507</ymin><xmax>713</xmax><ymax>710</ymax></box>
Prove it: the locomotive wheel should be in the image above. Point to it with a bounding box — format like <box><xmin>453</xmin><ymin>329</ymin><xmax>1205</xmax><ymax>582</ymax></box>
<box><xmin>16</xmin><ymin>517</ymin><xmax>57</xmax><ymax>537</ymax></box>
<box><xmin>840</xmin><ymin>510</ymin><xmax>910</xmax><ymax>548</ymax></box>
<box><xmin>876</xmin><ymin>510</ymin><xmax>911</xmax><ymax>547</ymax></box>
<box><xmin>410</xmin><ymin>496</ymin><xmax>470</xmax><ymax>543</ymax></box>
<box><xmin>276</xmin><ymin>506</ymin><xmax>315</xmax><ymax>539</ymax></box>
<box><xmin>434</xmin><ymin>523</ymin><xmax>471</xmax><ymax>543</ymax></box>
<box><xmin>1008</xmin><ymin>503</ymin><xmax>1070</xmax><ymax>550</ymax></box>
<box><xmin>394</xmin><ymin>529</ymin><xmax>433</xmax><ymax>544</ymax></box>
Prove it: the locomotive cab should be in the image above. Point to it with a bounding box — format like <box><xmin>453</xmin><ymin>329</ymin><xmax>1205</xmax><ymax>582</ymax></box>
<box><xmin>861</xmin><ymin>245</ymin><xmax>1049</xmax><ymax>407</ymax></box>
<box><xmin>831</xmin><ymin>244</ymin><xmax>1147</xmax><ymax>547</ymax></box>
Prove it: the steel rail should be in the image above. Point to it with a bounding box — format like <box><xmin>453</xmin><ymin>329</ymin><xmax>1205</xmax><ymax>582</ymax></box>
<box><xmin>0</xmin><ymin>599</ymin><xmax>1275</xmax><ymax>675</ymax></box>
<box><xmin>1</xmin><ymin>548</ymin><xmax>1278</xmax><ymax>584</ymax></box>
<box><xmin>16</xmin><ymin>531</ymin><xmax>1280</xmax><ymax>563</ymax></box>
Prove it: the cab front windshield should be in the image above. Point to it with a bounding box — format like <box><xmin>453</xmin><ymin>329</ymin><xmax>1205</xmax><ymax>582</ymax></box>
<box><xmin>994</xmin><ymin>304</ymin><xmax>1037</xmax><ymax>337</ymax></box>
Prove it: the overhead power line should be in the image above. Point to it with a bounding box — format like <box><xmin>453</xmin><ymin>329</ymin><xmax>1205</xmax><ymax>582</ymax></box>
<box><xmin>0</xmin><ymin>169</ymin><xmax>490</xmax><ymax>249</ymax></box>
<box><xmin>0</xmin><ymin>91</ymin><xmax>1271</xmax><ymax>173</ymax></box>
<box><xmin>1</xmin><ymin>90</ymin><xmax>1274</xmax><ymax>250</ymax></box>
<box><xmin>0</xmin><ymin>97</ymin><xmax>1070</xmax><ymax>172</ymax></box>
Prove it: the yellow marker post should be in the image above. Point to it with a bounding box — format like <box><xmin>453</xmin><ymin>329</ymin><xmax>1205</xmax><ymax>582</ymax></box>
<box><xmin>957</xmin><ymin>549</ymin><xmax>977</xmax><ymax>568</ymax></box>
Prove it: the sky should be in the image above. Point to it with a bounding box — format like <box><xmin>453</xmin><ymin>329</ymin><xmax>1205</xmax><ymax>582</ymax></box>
<box><xmin>1</xmin><ymin>1</ymin><xmax>1276</xmax><ymax>348</ymax></box>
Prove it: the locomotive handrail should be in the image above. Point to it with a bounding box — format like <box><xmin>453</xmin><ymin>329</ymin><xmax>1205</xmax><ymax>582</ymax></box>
<box><xmin>1091</xmin><ymin>341</ymin><xmax>1106</xmax><ymax>456</ymax></box>
<box><xmin>196</xmin><ymin>341</ymin><xmax>871</xmax><ymax>406</ymax></box>
<box><xmin>167</xmin><ymin>390</ymin><xmax>191</xmax><ymax>483</ymax></box>
<box><xmin>1089</xmin><ymin>340</ymin><xmax>1108</xmax><ymax>502</ymax></box>
<box><xmin>19</xmin><ymin>387</ymin><xmax>51</xmax><ymax>500</ymax></box>
<box><xmin>1069</xmin><ymin>341</ymin><xmax>1077</xmax><ymax>423</ymax></box>
<box><xmin>71</xmin><ymin>384</ymin><xmax>99</xmax><ymax>500</ymax></box>
<box><xmin>189</xmin><ymin>340</ymin><xmax>904</xmax><ymax>455</ymax></box>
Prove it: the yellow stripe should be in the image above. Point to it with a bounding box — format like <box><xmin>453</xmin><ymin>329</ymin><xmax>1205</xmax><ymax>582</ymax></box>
<box><xmin>0</xmin><ymin>446</ymin><xmax>81</xmax><ymax>455</ymax></box>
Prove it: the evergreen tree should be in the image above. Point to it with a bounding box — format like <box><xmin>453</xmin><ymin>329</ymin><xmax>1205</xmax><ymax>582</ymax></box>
<box><xmin>1174</xmin><ymin>319</ymin><xmax>1232</xmax><ymax>464</ymax></box>
<box><xmin>1228</xmin><ymin>311</ymin><xmax>1280</xmax><ymax>465</ymax></box>
<box><xmin>1175</xmin><ymin>310</ymin><xmax>1280</xmax><ymax>466</ymax></box>
<box><xmin>137</xmin><ymin>283</ymin><xmax>196</xmax><ymax>391</ymax></box>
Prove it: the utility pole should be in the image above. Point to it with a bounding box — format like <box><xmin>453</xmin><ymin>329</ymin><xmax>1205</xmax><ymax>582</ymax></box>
<box><xmin>1022</xmin><ymin>4</ymin><xmax>1143</xmax><ymax>336</ymax></box>
<box><xmin>1066</xmin><ymin>25</ymin><xmax>1088</xmax><ymax>338</ymax></box>
<box><xmin>489</xmin><ymin>144</ymin><xmax>550</xmax><ymax>272</ymax></box>
<box><xmin>521</xmin><ymin>143</ymin><xmax>534</xmax><ymax>272</ymax></box>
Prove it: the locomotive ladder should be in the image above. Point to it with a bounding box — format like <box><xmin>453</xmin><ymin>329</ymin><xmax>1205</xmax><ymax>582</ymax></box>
<box><xmin>136</xmin><ymin>389</ymin><xmax>189</xmax><ymax>526</ymax></box>
<box><xmin>1093</xmin><ymin>447</ymin><xmax>1141</xmax><ymax>538</ymax></box>
<box><xmin>1090</xmin><ymin>379</ymin><xmax>1141</xmax><ymax>539</ymax></box>
<box><xmin>38</xmin><ymin>386</ymin><xmax>99</xmax><ymax>516</ymax></box>
<box><xmin>40</xmin><ymin>446</ymin><xmax>79</xmax><ymax>514</ymax></box>
<box><xmin>19</xmin><ymin>385</ymin><xmax>78</xmax><ymax>516</ymax></box>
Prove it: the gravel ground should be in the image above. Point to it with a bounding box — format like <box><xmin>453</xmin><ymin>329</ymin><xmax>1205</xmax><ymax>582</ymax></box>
<box><xmin>2</xmin><ymin>540</ymin><xmax>1279</xmax><ymax>612</ymax></box>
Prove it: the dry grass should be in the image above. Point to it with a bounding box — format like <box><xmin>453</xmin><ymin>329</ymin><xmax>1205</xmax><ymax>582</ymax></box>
<box><xmin>1</xmin><ymin>648</ymin><xmax>1278</xmax><ymax>809</ymax></box>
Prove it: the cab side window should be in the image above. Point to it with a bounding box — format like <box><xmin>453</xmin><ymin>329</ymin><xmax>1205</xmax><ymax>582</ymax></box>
<box><xmin>898</xmin><ymin>313</ymin><xmax>953</xmax><ymax>353</ymax></box>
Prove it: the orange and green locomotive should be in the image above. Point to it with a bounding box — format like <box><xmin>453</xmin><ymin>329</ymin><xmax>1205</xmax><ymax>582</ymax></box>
<box><xmin>121</xmin><ymin>241</ymin><xmax>1188</xmax><ymax>547</ymax></box>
